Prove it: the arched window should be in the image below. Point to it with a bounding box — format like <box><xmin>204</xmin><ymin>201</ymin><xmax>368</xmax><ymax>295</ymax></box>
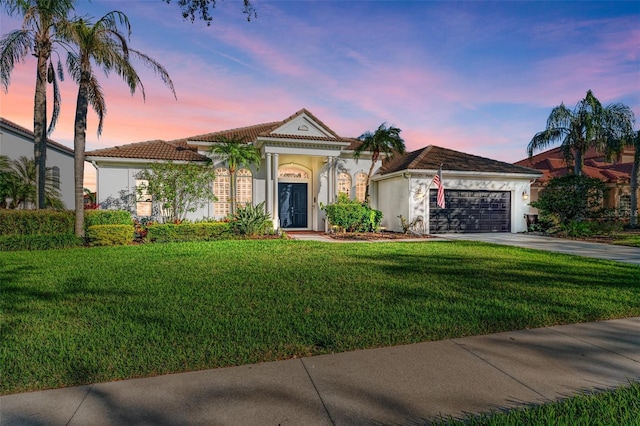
<box><xmin>355</xmin><ymin>173</ymin><xmax>367</xmax><ymax>202</ymax></box>
<box><xmin>213</xmin><ymin>168</ymin><xmax>230</xmax><ymax>216</ymax></box>
<box><xmin>236</xmin><ymin>168</ymin><xmax>253</xmax><ymax>207</ymax></box>
<box><xmin>337</xmin><ymin>172</ymin><xmax>351</xmax><ymax>197</ymax></box>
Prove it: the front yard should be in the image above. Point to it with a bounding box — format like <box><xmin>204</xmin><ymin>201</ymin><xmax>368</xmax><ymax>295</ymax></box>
<box><xmin>1</xmin><ymin>240</ymin><xmax>639</xmax><ymax>394</ymax></box>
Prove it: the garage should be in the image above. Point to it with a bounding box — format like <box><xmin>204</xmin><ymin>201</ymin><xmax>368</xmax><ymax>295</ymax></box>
<box><xmin>429</xmin><ymin>190</ymin><xmax>511</xmax><ymax>233</ymax></box>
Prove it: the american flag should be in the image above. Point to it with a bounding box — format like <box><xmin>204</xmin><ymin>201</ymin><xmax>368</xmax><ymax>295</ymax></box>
<box><xmin>433</xmin><ymin>167</ymin><xmax>445</xmax><ymax>209</ymax></box>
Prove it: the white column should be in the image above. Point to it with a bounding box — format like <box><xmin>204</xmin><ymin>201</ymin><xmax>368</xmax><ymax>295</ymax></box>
<box><xmin>272</xmin><ymin>153</ymin><xmax>279</xmax><ymax>228</ymax></box>
<box><xmin>327</xmin><ymin>157</ymin><xmax>334</xmax><ymax>204</ymax></box>
<box><xmin>265</xmin><ymin>153</ymin><xmax>272</xmax><ymax>219</ymax></box>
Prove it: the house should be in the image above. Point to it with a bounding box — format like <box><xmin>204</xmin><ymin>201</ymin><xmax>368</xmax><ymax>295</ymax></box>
<box><xmin>0</xmin><ymin>117</ymin><xmax>75</xmax><ymax>209</ymax></box>
<box><xmin>515</xmin><ymin>146</ymin><xmax>638</xmax><ymax>217</ymax></box>
<box><xmin>86</xmin><ymin>109</ymin><xmax>541</xmax><ymax>233</ymax></box>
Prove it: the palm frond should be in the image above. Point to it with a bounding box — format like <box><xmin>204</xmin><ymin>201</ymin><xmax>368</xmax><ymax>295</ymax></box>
<box><xmin>47</xmin><ymin>59</ymin><xmax>61</xmax><ymax>135</ymax></box>
<box><xmin>0</xmin><ymin>29</ymin><xmax>32</xmax><ymax>91</ymax></box>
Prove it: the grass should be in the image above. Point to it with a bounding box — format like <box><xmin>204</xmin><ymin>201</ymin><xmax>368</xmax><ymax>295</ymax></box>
<box><xmin>431</xmin><ymin>381</ymin><xmax>640</xmax><ymax>425</ymax></box>
<box><xmin>612</xmin><ymin>234</ymin><xmax>640</xmax><ymax>247</ymax></box>
<box><xmin>1</xmin><ymin>240</ymin><xmax>639</xmax><ymax>395</ymax></box>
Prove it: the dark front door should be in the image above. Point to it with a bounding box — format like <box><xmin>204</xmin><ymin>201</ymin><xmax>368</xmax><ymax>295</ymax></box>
<box><xmin>279</xmin><ymin>183</ymin><xmax>308</xmax><ymax>228</ymax></box>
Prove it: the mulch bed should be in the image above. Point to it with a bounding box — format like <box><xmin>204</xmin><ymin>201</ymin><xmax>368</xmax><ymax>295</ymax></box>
<box><xmin>328</xmin><ymin>231</ymin><xmax>432</xmax><ymax>241</ymax></box>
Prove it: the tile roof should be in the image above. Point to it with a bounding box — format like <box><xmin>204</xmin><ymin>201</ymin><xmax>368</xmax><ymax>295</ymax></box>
<box><xmin>86</xmin><ymin>109</ymin><xmax>358</xmax><ymax>160</ymax></box>
<box><xmin>0</xmin><ymin>116</ymin><xmax>74</xmax><ymax>156</ymax></box>
<box><xmin>181</xmin><ymin>122</ymin><xmax>280</xmax><ymax>143</ymax></box>
<box><xmin>514</xmin><ymin>146</ymin><xmax>635</xmax><ymax>184</ymax></box>
<box><xmin>379</xmin><ymin>145</ymin><xmax>541</xmax><ymax>175</ymax></box>
<box><xmin>85</xmin><ymin>139</ymin><xmax>208</xmax><ymax>162</ymax></box>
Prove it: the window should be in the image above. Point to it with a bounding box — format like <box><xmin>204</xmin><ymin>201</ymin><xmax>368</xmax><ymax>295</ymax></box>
<box><xmin>619</xmin><ymin>194</ymin><xmax>631</xmax><ymax>217</ymax></box>
<box><xmin>136</xmin><ymin>179</ymin><xmax>152</xmax><ymax>216</ymax></box>
<box><xmin>236</xmin><ymin>168</ymin><xmax>253</xmax><ymax>207</ymax></box>
<box><xmin>337</xmin><ymin>172</ymin><xmax>351</xmax><ymax>197</ymax></box>
<box><xmin>355</xmin><ymin>173</ymin><xmax>367</xmax><ymax>202</ymax></box>
<box><xmin>51</xmin><ymin>166</ymin><xmax>60</xmax><ymax>189</ymax></box>
<box><xmin>213</xmin><ymin>168</ymin><xmax>230</xmax><ymax>216</ymax></box>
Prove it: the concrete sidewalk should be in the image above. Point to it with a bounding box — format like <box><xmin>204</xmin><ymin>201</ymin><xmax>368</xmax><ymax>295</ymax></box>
<box><xmin>2</xmin><ymin>317</ymin><xmax>638</xmax><ymax>425</ymax></box>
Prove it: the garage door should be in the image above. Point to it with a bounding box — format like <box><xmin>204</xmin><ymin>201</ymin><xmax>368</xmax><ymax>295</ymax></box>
<box><xmin>429</xmin><ymin>190</ymin><xmax>511</xmax><ymax>233</ymax></box>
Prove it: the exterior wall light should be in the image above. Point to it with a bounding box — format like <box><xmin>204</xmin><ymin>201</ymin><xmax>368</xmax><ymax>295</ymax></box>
<box><xmin>522</xmin><ymin>191</ymin><xmax>529</xmax><ymax>200</ymax></box>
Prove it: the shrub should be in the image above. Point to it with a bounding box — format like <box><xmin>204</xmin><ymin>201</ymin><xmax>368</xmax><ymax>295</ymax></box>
<box><xmin>85</xmin><ymin>210</ymin><xmax>132</xmax><ymax>228</ymax></box>
<box><xmin>0</xmin><ymin>210</ymin><xmax>74</xmax><ymax>236</ymax></box>
<box><xmin>230</xmin><ymin>202</ymin><xmax>273</xmax><ymax>236</ymax></box>
<box><xmin>86</xmin><ymin>225</ymin><xmax>134</xmax><ymax>246</ymax></box>
<box><xmin>531</xmin><ymin>175</ymin><xmax>607</xmax><ymax>227</ymax></box>
<box><xmin>146</xmin><ymin>222</ymin><xmax>231</xmax><ymax>243</ymax></box>
<box><xmin>0</xmin><ymin>233</ymin><xmax>83</xmax><ymax>251</ymax></box>
<box><xmin>321</xmin><ymin>194</ymin><xmax>383</xmax><ymax>232</ymax></box>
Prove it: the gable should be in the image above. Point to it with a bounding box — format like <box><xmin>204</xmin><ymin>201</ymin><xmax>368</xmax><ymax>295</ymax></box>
<box><xmin>270</xmin><ymin>113</ymin><xmax>336</xmax><ymax>139</ymax></box>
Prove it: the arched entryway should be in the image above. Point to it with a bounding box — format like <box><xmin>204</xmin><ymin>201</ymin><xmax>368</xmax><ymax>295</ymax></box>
<box><xmin>278</xmin><ymin>164</ymin><xmax>311</xmax><ymax>229</ymax></box>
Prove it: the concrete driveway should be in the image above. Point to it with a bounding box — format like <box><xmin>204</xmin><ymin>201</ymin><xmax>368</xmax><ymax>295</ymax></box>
<box><xmin>438</xmin><ymin>233</ymin><xmax>640</xmax><ymax>265</ymax></box>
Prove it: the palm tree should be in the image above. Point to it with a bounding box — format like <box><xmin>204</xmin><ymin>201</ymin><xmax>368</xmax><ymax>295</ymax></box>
<box><xmin>208</xmin><ymin>136</ymin><xmax>260</xmax><ymax>215</ymax></box>
<box><xmin>1</xmin><ymin>0</ymin><xmax>75</xmax><ymax>209</ymax></box>
<box><xmin>2</xmin><ymin>156</ymin><xmax>63</xmax><ymax>209</ymax></box>
<box><xmin>62</xmin><ymin>11</ymin><xmax>176</xmax><ymax>237</ymax></box>
<box><xmin>353</xmin><ymin>123</ymin><xmax>405</xmax><ymax>204</ymax></box>
<box><xmin>528</xmin><ymin>90</ymin><xmax>635</xmax><ymax>175</ymax></box>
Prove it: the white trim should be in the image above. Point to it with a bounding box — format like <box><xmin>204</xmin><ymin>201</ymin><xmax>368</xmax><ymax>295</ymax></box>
<box><xmin>86</xmin><ymin>156</ymin><xmax>206</xmax><ymax>165</ymax></box>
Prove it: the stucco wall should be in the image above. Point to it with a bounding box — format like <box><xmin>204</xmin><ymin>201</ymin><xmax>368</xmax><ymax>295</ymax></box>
<box><xmin>376</xmin><ymin>176</ymin><xmax>409</xmax><ymax>232</ymax></box>
<box><xmin>0</xmin><ymin>125</ymin><xmax>74</xmax><ymax>209</ymax></box>
<box><xmin>377</xmin><ymin>172</ymin><xmax>534</xmax><ymax>233</ymax></box>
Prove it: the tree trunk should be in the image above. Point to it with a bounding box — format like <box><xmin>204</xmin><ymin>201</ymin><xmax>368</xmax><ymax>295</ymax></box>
<box><xmin>364</xmin><ymin>152</ymin><xmax>379</xmax><ymax>205</ymax></box>
<box><xmin>73</xmin><ymin>75</ymin><xmax>90</xmax><ymax>237</ymax></box>
<box><xmin>230</xmin><ymin>168</ymin><xmax>236</xmax><ymax>215</ymax></box>
<box><xmin>33</xmin><ymin>47</ymin><xmax>49</xmax><ymax>209</ymax></box>
<box><xmin>574</xmin><ymin>149</ymin><xmax>583</xmax><ymax>176</ymax></box>
<box><xmin>630</xmin><ymin>150</ymin><xmax>639</xmax><ymax>228</ymax></box>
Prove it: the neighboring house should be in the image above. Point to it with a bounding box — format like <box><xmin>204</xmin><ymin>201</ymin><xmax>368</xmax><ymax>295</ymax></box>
<box><xmin>515</xmin><ymin>146</ymin><xmax>638</xmax><ymax>217</ymax></box>
<box><xmin>86</xmin><ymin>108</ymin><xmax>541</xmax><ymax>233</ymax></box>
<box><xmin>0</xmin><ymin>117</ymin><xmax>75</xmax><ymax>209</ymax></box>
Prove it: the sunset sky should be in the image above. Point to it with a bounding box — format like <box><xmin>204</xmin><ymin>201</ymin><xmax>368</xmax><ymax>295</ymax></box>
<box><xmin>1</xmin><ymin>1</ymin><xmax>639</xmax><ymax>189</ymax></box>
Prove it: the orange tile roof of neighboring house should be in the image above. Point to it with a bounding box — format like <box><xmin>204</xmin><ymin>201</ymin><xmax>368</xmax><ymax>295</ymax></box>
<box><xmin>0</xmin><ymin>116</ymin><xmax>74</xmax><ymax>156</ymax></box>
<box><xmin>514</xmin><ymin>146</ymin><xmax>636</xmax><ymax>185</ymax></box>
<box><xmin>380</xmin><ymin>145</ymin><xmax>540</xmax><ymax>175</ymax></box>
<box><xmin>86</xmin><ymin>139</ymin><xmax>208</xmax><ymax>162</ymax></box>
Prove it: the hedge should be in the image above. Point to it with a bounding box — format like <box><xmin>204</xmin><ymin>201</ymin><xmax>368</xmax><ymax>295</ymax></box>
<box><xmin>85</xmin><ymin>210</ymin><xmax>133</xmax><ymax>228</ymax></box>
<box><xmin>0</xmin><ymin>210</ymin><xmax>74</xmax><ymax>236</ymax></box>
<box><xmin>86</xmin><ymin>224</ymin><xmax>134</xmax><ymax>246</ymax></box>
<box><xmin>0</xmin><ymin>233</ymin><xmax>83</xmax><ymax>251</ymax></box>
<box><xmin>146</xmin><ymin>222</ymin><xmax>231</xmax><ymax>243</ymax></box>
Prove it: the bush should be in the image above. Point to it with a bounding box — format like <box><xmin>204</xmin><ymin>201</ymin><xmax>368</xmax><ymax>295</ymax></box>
<box><xmin>0</xmin><ymin>233</ymin><xmax>83</xmax><ymax>251</ymax></box>
<box><xmin>86</xmin><ymin>224</ymin><xmax>134</xmax><ymax>246</ymax></box>
<box><xmin>531</xmin><ymin>175</ymin><xmax>607</xmax><ymax>227</ymax></box>
<box><xmin>230</xmin><ymin>202</ymin><xmax>272</xmax><ymax>236</ymax></box>
<box><xmin>321</xmin><ymin>194</ymin><xmax>383</xmax><ymax>232</ymax></box>
<box><xmin>0</xmin><ymin>210</ymin><xmax>74</xmax><ymax>236</ymax></box>
<box><xmin>146</xmin><ymin>222</ymin><xmax>231</xmax><ymax>243</ymax></box>
<box><xmin>85</xmin><ymin>210</ymin><xmax>132</xmax><ymax>228</ymax></box>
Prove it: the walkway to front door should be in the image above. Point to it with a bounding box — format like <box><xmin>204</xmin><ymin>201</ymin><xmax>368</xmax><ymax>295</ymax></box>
<box><xmin>279</xmin><ymin>183</ymin><xmax>308</xmax><ymax>228</ymax></box>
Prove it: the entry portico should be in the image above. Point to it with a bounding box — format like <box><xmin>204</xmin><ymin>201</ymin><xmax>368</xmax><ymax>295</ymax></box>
<box><xmin>255</xmin><ymin>113</ymin><xmax>353</xmax><ymax>230</ymax></box>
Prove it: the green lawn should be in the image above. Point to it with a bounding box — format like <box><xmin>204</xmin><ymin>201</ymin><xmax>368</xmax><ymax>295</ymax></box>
<box><xmin>431</xmin><ymin>381</ymin><xmax>640</xmax><ymax>426</ymax></box>
<box><xmin>1</xmin><ymin>240</ymin><xmax>639</xmax><ymax>394</ymax></box>
<box><xmin>612</xmin><ymin>234</ymin><xmax>640</xmax><ymax>247</ymax></box>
